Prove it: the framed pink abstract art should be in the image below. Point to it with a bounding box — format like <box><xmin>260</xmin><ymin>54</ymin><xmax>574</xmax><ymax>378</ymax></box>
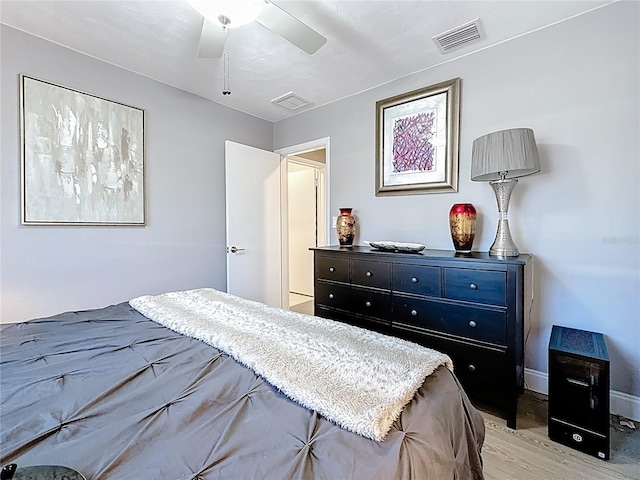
<box><xmin>376</xmin><ymin>78</ymin><xmax>460</xmax><ymax>195</ymax></box>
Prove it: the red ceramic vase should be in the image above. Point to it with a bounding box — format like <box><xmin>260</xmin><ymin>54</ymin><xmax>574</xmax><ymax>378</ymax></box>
<box><xmin>449</xmin><ymin>203</ymin><xmax>476</xmax><ymax>253</ymax></box>
<box><xmin>336</xmin><ymin>208</ymin><xmax>356</xmax><ymax>246</ymax></box>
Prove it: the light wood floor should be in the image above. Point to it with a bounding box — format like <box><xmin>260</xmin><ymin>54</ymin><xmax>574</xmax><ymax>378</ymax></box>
<box><xmin>479</xmin><ymin>392</ymin><xmax>639</xmax><ymax>479</ymax></box>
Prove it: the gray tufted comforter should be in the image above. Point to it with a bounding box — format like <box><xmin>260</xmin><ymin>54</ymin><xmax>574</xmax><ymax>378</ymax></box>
<box><xmin>0</xmin><ymin>302</ymin><xmax>485</xmax><ymax>479</ymax></box>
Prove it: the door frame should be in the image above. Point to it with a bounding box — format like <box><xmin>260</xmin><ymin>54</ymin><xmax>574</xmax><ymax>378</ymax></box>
<box><xmin>276</xmin><ymin>137</ymin><xmax>330</xmax><ymax>308</ymax></box>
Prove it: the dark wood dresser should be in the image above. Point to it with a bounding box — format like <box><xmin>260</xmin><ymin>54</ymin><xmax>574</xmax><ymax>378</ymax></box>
<box><xmin>311</xmin><ymin>245</ymin><xmax>530</xmax><ymax>428</ymax></box>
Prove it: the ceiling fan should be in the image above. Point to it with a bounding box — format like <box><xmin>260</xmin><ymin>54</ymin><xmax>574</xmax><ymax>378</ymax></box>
<box><xmin>190</xmin><ymin>0</ymin><xmax>327</xmax><ymax>58</ymax></box>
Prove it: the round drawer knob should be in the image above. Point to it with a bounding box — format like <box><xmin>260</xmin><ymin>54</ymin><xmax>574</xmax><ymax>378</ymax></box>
<box><xmin>469</xmin><ymin>283</ymin><xmax>478</xmax><ymax>290</ymax></box>
<box><xmin>328</xmin><ymin>293</ymin><xmax>334</xmax><ymax>299</ymax></box>
<box><xmin>468</xmin><ymin>364</ymin><xmax>476</xmax><ymax>372</ymax></box>
<box><xmin>365</xmin><ymin>301</ymin><xmax>372</xmax><ymax>307</ymax></box>
<box><xmin>410</xmin><ymin>309</ymin><xmax>418</xmax><ymax>316</ymax></box>
<box><xmin>469</xmin><ymin>321</ymin><xmax>477</xmax><ymax>328</ymax></box>
<box><xmin>329</xmin><ymin>267</ymin><xmax>335</xmax><ymax>273</ymax></box>
<box><xmin>366</xmin><ymin>271</ymin><xmax>372</xmax><ymax>277</ymax></box>
<box><xmin>411</xmin><ymin>277</ymin><xmax>419</xmax><ymax>283</ymax></box>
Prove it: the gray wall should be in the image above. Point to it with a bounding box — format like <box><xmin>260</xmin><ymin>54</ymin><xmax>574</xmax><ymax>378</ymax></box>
<box><xmin>0</xmin><ymin>25</ymin><xmax>273</xmax><ymax>323</ymax></box>
<box><xmin>274</xmin><ymin>2</ymin><xmax>640</xmax><ymax>399</ymax></box>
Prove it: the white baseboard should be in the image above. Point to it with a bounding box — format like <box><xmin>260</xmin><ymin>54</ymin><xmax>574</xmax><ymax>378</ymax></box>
<box><xmin>524</xmin><ymin>368</ymin><xmax>549</xmax><ymax>395</ymax></box>
<box><xmin>524</xmin><ymin>368</ymin><xmax>640</xmax><ymax>422</ymax></box>
<box><xmin>610</xmin><ymin>391</ymin><xmax>640</xmax><ymax>423</ymax></box>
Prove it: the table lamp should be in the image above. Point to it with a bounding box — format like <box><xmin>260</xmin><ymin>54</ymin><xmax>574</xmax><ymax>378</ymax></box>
<box><xmin>471</xmin><ymin>128</ymin><xmax>540</xmax><ymax>256</ymax></box>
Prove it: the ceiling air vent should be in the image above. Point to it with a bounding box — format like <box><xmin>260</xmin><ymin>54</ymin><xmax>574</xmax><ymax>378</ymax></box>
<box><xmin>432</xmin><ymin>19</ymin><xmax>482</xmax><ymax>54</ymax></box>
<box><xmin>271</xmin><ymin>91</ymin><xmax>312</xmax><ymax>110</ymax></box>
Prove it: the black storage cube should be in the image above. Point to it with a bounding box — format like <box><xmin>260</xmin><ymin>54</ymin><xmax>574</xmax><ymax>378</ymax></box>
<box><xmin>548</xmin><ymin>325</ymin><xmax>610</xmax><ymax>460</ymax></box>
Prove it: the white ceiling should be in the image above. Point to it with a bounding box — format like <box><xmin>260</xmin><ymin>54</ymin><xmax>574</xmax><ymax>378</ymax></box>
<box><xmin>0</xmin><ymin>0</ymin><xmax>612</xmax><ymax>122</ymax></box>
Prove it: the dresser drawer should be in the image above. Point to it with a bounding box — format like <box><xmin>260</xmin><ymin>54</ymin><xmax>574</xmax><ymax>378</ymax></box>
<box><xmin>444</xmin><ymin>268</ymin><xmax>506</xmax><ymax>306</ymax></box>
<box><xmin>351</xmin><ymin>259</ymin><xmax>390</xmax><ymax>289</ymax></box>
<box><xmin>348</xmin><ymin>287</ymin><xmax>391</xmax><ymax>320</ymax></box>
<box><xmin>392</xmin><ymin>264</ymin><xmax>441</xmax><ymax>296</ymax></box>
<box><xmin>316</xmin><ymin>256</ymin><xmax>350</xmax><ymax>283</ymax></box>
<box><xmin>316</xmin><ymin>282</ymin><xmax>390</xmax><ymax>321</ymax></box>
<box><xmin>449</xmin><ymin>345</ymin><xmax>511</xmax><ymax>402</ymax></box>
<box><xmin>390</xmin><ymin>326</ymin><xmax>510</xmax><ymax>398</ymax></box>
<box><xmin>315</xmin><ymin>282</ymin><xmax>352</xmax><ymax>310</ymax></box>
<box><xmin>392</xmin><ymin>296</ymin><xmax>507</xmax><ymax>346</ymax></box>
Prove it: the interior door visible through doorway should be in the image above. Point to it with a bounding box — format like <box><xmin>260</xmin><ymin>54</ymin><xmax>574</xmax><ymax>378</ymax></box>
<box><xmin>286</xmin><ymin>150</ymin><xmax>327</xmax><ymax>313</ymax></box>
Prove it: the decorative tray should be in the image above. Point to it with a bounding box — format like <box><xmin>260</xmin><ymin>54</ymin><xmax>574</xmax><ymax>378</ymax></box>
<box><xmin>365</xmin><ymin>241</ymin><xmax>426</xmax><ymax>253</ymax></box>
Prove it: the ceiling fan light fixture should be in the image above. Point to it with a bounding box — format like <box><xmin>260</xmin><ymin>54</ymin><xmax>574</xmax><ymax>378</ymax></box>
<box><xmin>190</xmin><ymin>0</ymin><xmax>265</xmax><ymax>28</ymax></box>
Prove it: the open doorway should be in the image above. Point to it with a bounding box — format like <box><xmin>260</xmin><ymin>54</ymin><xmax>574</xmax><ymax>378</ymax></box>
<box><xmin>287</xmin><ymin>150</ymin><xmax>326</xmax><ymax>315</ymax></box>
<box><xmin>277</xmin><ymin>139</ymin><xmax>330</xmax><ymax>315</ymax></box>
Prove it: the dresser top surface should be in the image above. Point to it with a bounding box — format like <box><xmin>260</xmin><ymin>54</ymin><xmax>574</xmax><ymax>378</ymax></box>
<box><xmin>311</xmin><ymin>245</ymin><xmax>531</xmax><ymax>265</ymax></box>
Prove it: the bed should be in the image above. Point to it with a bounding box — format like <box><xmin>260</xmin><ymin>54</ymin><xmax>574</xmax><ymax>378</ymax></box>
<box><xmin>0</xmin><ymin>289</ymin><xmax>485</xmax><ymax>479</ymax></box>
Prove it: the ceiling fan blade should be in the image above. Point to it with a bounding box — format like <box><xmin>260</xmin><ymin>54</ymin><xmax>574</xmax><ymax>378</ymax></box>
<box><xmin>198</xmin><ymin>19</ymin><xmax>228</xmax><ymax>58</ymax></box>
<box><xmin>256</xmin><ymin>2</ymin><xmax>327</xmax><ymax>55</ymax></box>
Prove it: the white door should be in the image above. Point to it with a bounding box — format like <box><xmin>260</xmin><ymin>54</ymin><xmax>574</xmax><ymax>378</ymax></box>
<box><xmin>225</xmin><ymin>141</ymin><xmax>282</xmax><ymax>307</ymax></box>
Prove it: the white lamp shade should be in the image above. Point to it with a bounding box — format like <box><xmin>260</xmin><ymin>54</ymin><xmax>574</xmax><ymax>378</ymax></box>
<box><xmin>471</xmin><ymin>128</ymin><xmax>540</xmax><ymax>181</ymax></box>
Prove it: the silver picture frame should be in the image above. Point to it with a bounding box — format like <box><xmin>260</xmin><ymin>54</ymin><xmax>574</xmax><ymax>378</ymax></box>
<box><xmin>20</xmin><ymin>74</ymin><xmax>146</xmax><ymax>225</ymax></box>
<box><xmin>375</xmin><ymin>78</ymin><xmax>460</xmax><ymax>195</ymax></box>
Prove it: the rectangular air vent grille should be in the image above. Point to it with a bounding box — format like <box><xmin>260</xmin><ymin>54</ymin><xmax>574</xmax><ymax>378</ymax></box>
<box><xmin>432</xmin><ymin>19</ymin><xmax>482</xmax><ymax>54</ymax></box>
<box><xmin>271</xmin><ymin>91</ymin><xmax>312</xmax><ymax>110</ymax></box>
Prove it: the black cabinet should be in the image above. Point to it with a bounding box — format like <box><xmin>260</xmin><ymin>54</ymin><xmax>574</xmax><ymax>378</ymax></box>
<box><xmin>312</xmin><ymin>246</ymin><xmax>529</xmax><ymax>428</ymax></box>
<box><xmin>548</xmin><ymin>325</ymin><xmax>610</xmax><ymax>460</ymax></box>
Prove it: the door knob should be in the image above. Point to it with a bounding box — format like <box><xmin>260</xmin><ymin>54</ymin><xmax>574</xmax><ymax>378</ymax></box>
<box><xmin>229</xmin><ymin>246</ymin><xmax>245</xmax><ymax>253</ymax></box>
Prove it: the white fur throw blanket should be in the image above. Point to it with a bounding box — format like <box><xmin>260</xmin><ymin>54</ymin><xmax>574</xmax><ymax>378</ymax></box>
<box><xmin>130</xmin><ymin>288</ymin><xmax>452</xmax><ymax>441</ymax></box>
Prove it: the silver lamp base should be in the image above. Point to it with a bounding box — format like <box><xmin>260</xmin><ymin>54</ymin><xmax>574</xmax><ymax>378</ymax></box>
<box><xmin>489</xmin><ymin>178</ymin><xmax>520</xmax><ymax>257</ymax></box>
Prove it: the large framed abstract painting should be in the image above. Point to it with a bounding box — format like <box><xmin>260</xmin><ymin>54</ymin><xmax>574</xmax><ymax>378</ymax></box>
<box><xmin>20</xmin><ymin>74</ymin><xmax>145</xmax><ymax>225</ymax></box>
<box><xmin>375</xmin><ymin>78</ymin><xmax>460</xmax><ymax>195</ymax></box>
